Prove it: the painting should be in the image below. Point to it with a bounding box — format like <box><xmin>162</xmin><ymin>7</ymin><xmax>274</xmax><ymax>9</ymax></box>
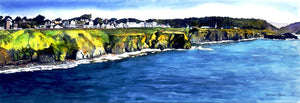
<box><xmin>0</xmin><ymin>0</ymin><xmax>300</xmax><ymax>102</ymax></box>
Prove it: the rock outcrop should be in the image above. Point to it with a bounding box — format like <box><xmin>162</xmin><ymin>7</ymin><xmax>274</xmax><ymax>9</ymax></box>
<box><xmin>264</xmin><ymin>33</ymin><xmax>298</xmax><ymax>40</ymax></box>
<box><xmin>189</xmin><ymin>28</ymin><xmax>269</xmax><ymax>42</ymax></box>
<box><xmin>283</xmin><ymin>33</ymin><xmax>298</xmax><ymax>39</ymax></box>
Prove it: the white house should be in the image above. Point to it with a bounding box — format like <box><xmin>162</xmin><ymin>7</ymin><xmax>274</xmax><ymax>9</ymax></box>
<box><xmin>54</xmin><ymin>25</ymin><xmax>62</xmax><ymax>29</ymax></box>
<box><xmin>116</xmin><ymin>23</ymin><xmax>126</xmax><ymax>28</ymax></box>
<box><xmin>106</xmin><ymin>23</ymin><xmax>116</xmax><ymax>29</ymax></box>
<box><xmin>83</xmin><ymin>21</ymin><xmax>94</xmax><ymax>28</ymax></box>
<box><xmin>126</xmin><ymin>22</ymin><xmax>146</xmax><ymax>28</ymax></box>
<box><xmin>64</xmin><ymin>20</ymin><xmax>76</xmax><ymax>28</ymax></box>
<box><xmin>144</xmin><ymin>22</ymin><xmax>159</xmax><ymax>27</ymax></box>
<box><xmin>95</xmin><ymin>23</ymin><xmax>100</xmax><ymax>28</ymax></box>
<box><xmin>101</xmin><ymin>24</ymin><xmax>106</xmax><ymax>29</ymax></box>
<box><xmin>62</xmin><ymin>20</ymin><xmax>69</xmax><ymax>27</ymax></box>
<box><xmin>49</xmin><ymin>23</ymin><xmax>55</xmax><ymax>29</ymax></box>
<box><xmin>39</xmin><ymin>25</ymin><xmax>46</xmax><ymax>29</ymax></box>
<box><xmin>12</xmin><ymin>23</ymin><xmax>18</xmax><ymax>29</ymax></box>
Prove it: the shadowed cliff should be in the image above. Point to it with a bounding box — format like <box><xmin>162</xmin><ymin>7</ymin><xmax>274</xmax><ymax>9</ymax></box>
<box><xmin>188</xmin><ymin>28</ymin><xmax>275</xmax><ymax>42</ymax></box>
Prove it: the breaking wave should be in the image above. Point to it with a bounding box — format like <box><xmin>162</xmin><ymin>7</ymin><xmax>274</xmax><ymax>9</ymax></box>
<box><xmin>0</xmin><ymin>49</ymin><xmax>187</xmax><ymax>74</ymax></box>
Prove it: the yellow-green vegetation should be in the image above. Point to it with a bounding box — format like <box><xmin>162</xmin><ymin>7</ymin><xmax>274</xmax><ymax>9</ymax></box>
<box><xmin>0</xmin><ymin>29</ymin><xmax>110</xmax><ymax>62</ymax></box>
<box><xmin>0</xmin><ymin>28</ymin><xmax>190</xmax><ymax>64</ymax></box>
<box><xmin>0</xmin><ymin>47</ymin><xmax>11</xmax><ymax>66</ymax></box>
<box><xmin>106</xmin><ymin>28</ymin><xmax>191</xmax><ymax>53</ymax></box>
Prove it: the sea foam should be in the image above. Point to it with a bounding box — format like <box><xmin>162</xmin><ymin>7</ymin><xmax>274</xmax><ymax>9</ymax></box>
<box><xmin>1</xmin><ymin>38</ymin><xmax>262</xmax><ymax>74</ymax></box>
<box><xmin>193</xmin><ymin>38</ymin><xmax>261</xmax><ymax>44</ymax></box>
<box><xmin>0</xmin><ymin>48</ymin><xmax>174</xmax><ymax>74</ymax></box>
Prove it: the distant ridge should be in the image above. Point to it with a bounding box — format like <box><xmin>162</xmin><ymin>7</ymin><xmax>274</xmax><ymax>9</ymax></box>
<box><xmin>150</xmin><ymin>17</ymin><xmax>278</xmax><ymax>32</ymax></box>
<box><xmin>280</xmin><ymin>22</ymin><xmax>300</xmax><ymax>34</ymax></box>
<box><xmin>268</xmin><ymin>22</ymin><xmax>288</xmax><ymax>28</ymax></box>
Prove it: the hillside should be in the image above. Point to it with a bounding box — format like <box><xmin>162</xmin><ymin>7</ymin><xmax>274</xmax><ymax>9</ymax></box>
<box><xmin>280</xmin><ymin>22</ymin><xmax>300</xmax><ymax>33</ymax></box>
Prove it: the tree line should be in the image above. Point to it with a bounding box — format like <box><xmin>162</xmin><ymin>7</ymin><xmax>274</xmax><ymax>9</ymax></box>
<box><xmin>150</xmin><ymin>17</ymin><xmax>275</xmax><ymax>30</ymax></box>
<box><xmin>0</xmin><ymin>14</ymin><xmax>275</xmax><ymax>30</ymax></box>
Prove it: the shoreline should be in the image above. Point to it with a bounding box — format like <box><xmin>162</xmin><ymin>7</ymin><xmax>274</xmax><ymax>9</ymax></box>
<box><xmin>2</xmin><ymin>37</ymin><xmax>294</xmax><ymax>74</ymax></box>
<box><xmin>0</xmin><ymin>48</ymin><xmax>188</xmax><ymax>74</ymax></box>
<box><xmin>191</xmin><ymin>37</ymin><xmax>262</xmax><ymax>45</ymax></box>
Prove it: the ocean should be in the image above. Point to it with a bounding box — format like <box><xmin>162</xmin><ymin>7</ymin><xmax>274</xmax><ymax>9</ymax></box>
<box><xmin>1</xmin><ymin>39</ymin><xmax>300</xmax><ymax>102</ymax></box>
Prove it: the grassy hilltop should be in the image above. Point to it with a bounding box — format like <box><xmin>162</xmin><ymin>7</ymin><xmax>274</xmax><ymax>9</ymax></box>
<box><xmin>0</xmin><ymin>28</ymin><xmax>191</xmax><ymax>65</ymax></box>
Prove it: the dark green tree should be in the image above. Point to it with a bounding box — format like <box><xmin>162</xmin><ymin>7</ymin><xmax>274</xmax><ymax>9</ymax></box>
<box><xmin>0</xmin><ymin>16</ymin><xmax>3</xmax><ymax>22</ymax></box>
<box><xmin>14</xmin><ymin>16</ymin><xmax>22</xmax><ymax>22</ymax></box>
<box><xmin>55</xmin><ymin>18</ymin><xmax>62</xmax><ymax>21</ymax></box>
<box><xmin>93</xmin><ymin>17</ymin><xmax>103</xmax><ymax>25</ymax></box>
<box><xmin>33</xmin><ymin>15</ymin><xmax>45</xmax><ymax>25</ymax></box>
<box><xmin>0</xmin><ymin>16</ymin><xmax>3</xmax><ymax>26</ymax></box>
<box><xmin>4</xmin><ymin>16</ymin><xmax>12</xmax><ymax>20</ymax></box>
<box><xmin>80</xmin><ymin>14</ymin><xmax>92</xmax><ymax>19</ymax></box>
<box><xmin>109</xmin><ymin>18</ymin><xmax>117</xmax><ymax>22</ymax></box>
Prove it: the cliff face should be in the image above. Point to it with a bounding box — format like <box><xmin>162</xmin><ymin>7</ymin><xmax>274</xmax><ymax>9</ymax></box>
<box><xmin>189</xmin><ymin>28</ymin><xmax>274</xmax><ymax>42</ymax></box>
<box><xmin>0</xmin><ymin>28</ymin><xmax>190</xmax><ymax>65</ymax></box>
<box><xmin>105</xmin><ymin>31</ymin><xmax>190</xmax><ymax>54</ymax></box>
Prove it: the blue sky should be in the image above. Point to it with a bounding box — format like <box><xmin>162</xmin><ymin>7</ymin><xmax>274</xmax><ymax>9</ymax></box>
<box><xmin>0</xmin><ymin>0</ymin><xmax>231</xmax><ymax>10</ymax></box>
<box><xmin>0</xmin><ymin>0</ymin><xmax>299</xmax><ymax>26</ymax></box>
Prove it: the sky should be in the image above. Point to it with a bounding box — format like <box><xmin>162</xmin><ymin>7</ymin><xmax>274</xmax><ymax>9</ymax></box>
<box><xmin>0</xmin><ymin>0</ymin><xmax>299</xmax><ymax>27</ymax></box>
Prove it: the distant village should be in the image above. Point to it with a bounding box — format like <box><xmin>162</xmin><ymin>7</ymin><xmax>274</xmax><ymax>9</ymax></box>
<box><xmin>0</xmin><ymin>14</ymin><xmax>243</xmax><ymax>30</ymax></box>
<box><xmin>0</xmin><ymin>14</ymin><xmax>172</xmax><ymax>30</ymax></box>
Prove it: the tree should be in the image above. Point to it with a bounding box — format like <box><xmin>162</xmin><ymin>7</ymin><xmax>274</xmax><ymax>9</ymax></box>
<box><xmin>93</xmin><ymin>17</ymin><xmax>103</xmax><ymax>25</ymax></box>
<box><xmin>45</xmin><ymin>19</ymin><xmax>51</xmax><ymax>23</ymax></box>
<box><xmin>76</xmin><ymin>21</ymin><xmax>85</xmax><ymax>25</ymax></box>
<box><xmin>109</xmin><ymin>18</ymin><xmax>117</xmax><ymax>22</ymax></box>
<box><xmin>4</xmin><ymin>16</ymin><xmax>12</xmax><ymax>20</ymax></box>
<box><xmin>191</xmin><ymin>21</ymin><xmax>198</xmax><ymax>27</ymax></box>
<box><xmin>0</xmin><ymin>16</ymin><xmax>3</xmax><ymax>26</ymax></box>
<box><xmin>14</xmin><ymin>16</ymin><xmax>22</xmax><ymax>22</ymax></box>
<box><xmin>20</xmin><ymin>23</ymin><xmax>31</xmax><ymax>28</ymax></box>
<box><xmin>128</xmin><ymin>18</ymin><xmax>141</xmax><ymax>23</ymax></box>
<box><xmin>80</xmin><ymin>14</ymin><xmax>92</xmax><ymax>19</ymax></box>
<box><xmin>22</xmin><ymin>17</ymin><xmax>27</xmax><ymax>21</ymax></box>
<box><xmin>34</xmin><ymin>15</ymin><xmax>45</xmax><ymax>25</ymax></box>
<box><xmin>0</xmin><ymin>48</ymin><xmax>11</xmax><ymax>67</ymax></box>
<box><xmin>55</xmin><ymin>18</ymin><xmax>62</xmax><ymax>21</ymax></box>
<box><xmin>118</xmin><ymin>18</ymin><xmax>128</xmax><ymax>23</ymax></box>
<box><xmin>146</xmin><ymin>19</ymin><xmax>156</xmax><ymax>22</ymax></box>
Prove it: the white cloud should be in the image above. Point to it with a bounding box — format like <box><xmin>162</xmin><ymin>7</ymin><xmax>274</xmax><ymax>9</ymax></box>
<box><xmin>5</xmin><ymin>2</ymin><xmax>300</xmax><ymax>24</ymax></box>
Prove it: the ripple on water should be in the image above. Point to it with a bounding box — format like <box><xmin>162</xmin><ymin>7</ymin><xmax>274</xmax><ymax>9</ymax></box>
<box><xmin>1</xmin><ymin>40</ymin><xmax>300</xmax><ymax>102</ymax></box>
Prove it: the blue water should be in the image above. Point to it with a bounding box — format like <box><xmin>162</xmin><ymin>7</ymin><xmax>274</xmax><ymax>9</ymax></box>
<box><xmin>1</xmin><ymin>39</ymin><xmax>300</xmax><ymax>102</ymax></box>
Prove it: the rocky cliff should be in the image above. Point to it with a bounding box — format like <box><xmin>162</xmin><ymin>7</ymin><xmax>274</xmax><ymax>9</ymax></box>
<box><xmin>0</xmin><ymin>28</ymin><xmax>283</xmax><ymax>66</ymax></box>
<box><xmin>264</xmin><ymin>33</ymin><xmax>298</xmax><ymax>40</ymax></box>
<box><xmin>0</xmin><ymin>28</ymin><xmax>190</xmax><ymax>66</ymax></box>
<box><xmin>188</xmin><ymin>28</ymin><xmax>275</xmax><ymax>42</ymax></box>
